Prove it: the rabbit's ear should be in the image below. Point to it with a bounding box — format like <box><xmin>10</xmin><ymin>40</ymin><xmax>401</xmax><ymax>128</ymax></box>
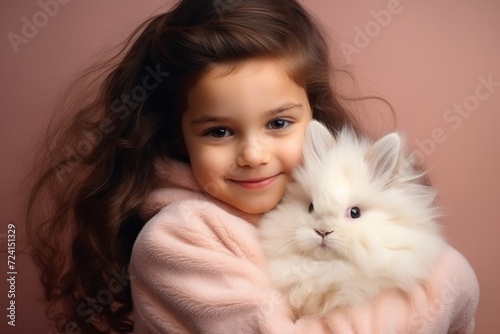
<box><xmin>365</xmin><ymin>132</ymin><xmax>402</xmax><ymax>183</ymax></box>
<box><xmin>303</xmin><ymin>120</ymin><xmax>335</xmax><ymax>168</ymax></box>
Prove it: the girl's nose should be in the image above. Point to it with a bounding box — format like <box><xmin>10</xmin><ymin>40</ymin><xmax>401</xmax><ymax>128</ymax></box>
<box><xmin>237</xmin><ymin>137</ymin><xmax>271</xmax><ymax>168</ymax></box>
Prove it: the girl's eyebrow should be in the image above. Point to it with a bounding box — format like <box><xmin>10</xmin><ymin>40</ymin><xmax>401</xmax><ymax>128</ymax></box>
<box><xmin>191</xmin><ymin>103</ymin><xmax>303</xmax><ymax>124</ymax></box>
<box><xmin>265</xmin><ymin>103</ymin><xmax>303</xmax><ymax>115</ymax></box>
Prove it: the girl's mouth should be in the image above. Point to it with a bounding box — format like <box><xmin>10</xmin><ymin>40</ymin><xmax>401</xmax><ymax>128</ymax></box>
<box><xmin>229</xmin><ymin>174</ymin><xmax>280</xmax><ymax>190</ymax></box>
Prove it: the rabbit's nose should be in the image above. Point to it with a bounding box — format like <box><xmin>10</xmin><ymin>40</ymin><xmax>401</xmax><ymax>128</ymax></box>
<box><xmin>314</xmin><ymin>229</ymin><xmax>334</xmax><ymax>238</ymax></box>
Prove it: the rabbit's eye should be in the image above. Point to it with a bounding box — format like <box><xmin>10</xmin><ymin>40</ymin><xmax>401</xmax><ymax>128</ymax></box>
<box><xmin>349</xmin><ymin>207</ymin><xmax>361</xmax><ymax>219</ymax></box>
<box><xmin>308</xmin><ymin>203</ymin><xmax>314</xmax><ymax>213</ymax></box>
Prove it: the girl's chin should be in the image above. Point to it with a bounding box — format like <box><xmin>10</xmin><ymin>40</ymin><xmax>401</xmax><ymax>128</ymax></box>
<box><xmin>232</xmin><ymin>198</ymin><xmax>282</xmax><ymax>215</ymax></box>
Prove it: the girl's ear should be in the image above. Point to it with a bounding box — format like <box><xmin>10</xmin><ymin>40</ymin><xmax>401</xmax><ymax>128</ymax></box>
<box><xmin>302</xmin><ymin>120</ymin><xmax>336</xmax><ymax>168</ymax></box>
<box><xmin>365</xmin><ymin>132</ymin><xmax>402</xmax><ymax>183</ymax></box>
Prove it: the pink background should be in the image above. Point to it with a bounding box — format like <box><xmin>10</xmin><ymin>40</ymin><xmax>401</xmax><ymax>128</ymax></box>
<box><xmin>1</xmin><ymin>0</ymin><xmax>499</xmax><ymax>333</ymax></box>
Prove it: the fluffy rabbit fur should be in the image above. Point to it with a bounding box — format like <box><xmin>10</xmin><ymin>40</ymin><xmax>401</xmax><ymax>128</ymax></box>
<box><xmin>259</xmin><ymin>120</ymin><xmax>447</xmax><ymax>316</ymax></box>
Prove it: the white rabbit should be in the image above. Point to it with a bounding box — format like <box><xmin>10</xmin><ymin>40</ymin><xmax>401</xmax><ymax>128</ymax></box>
<box><xmin>259</xmin><ymin>120</ymin><xmax>447</xmax><ymax>316</ymax></box>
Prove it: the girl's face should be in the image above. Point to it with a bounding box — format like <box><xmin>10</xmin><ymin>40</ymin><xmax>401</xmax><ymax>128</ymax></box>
<box><xmin>182</xmin><ymin>58</ymin><xmax>312</xmax><ymax>214</ymax></box>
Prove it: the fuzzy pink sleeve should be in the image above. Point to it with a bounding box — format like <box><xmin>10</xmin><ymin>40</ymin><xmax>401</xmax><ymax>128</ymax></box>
<box><xmin>129</xmin><ymin>200</ymin><xmax>479</xmax><ymax>334</ymax></box>
<box><xmin>129</xmin><ymin>200</ymin><xmax>300</xmax><ymax>333</ymax></box>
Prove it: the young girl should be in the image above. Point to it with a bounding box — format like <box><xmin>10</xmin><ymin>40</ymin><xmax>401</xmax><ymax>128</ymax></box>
<box><xmin>25</xmin><ymin>0</ymin><xmax>479</xmax><ymax>333</ymax></box>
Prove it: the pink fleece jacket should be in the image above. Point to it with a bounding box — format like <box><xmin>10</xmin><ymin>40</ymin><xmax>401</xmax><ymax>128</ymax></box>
<box><xmin>129</xmin><ymin>159</ymin><xmax>479</xmax><ymax>334</ymax></box>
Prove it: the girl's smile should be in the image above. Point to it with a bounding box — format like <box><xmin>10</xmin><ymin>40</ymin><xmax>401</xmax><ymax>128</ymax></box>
<box><xmin>228</xmin><ymin>173</ymin><xmax>282</xmax><ymax>190</ymax></box>
<box><xmin>181</xmin><ymin>58</ymin><xmax>313</xmax><ymax>214</ymax></box>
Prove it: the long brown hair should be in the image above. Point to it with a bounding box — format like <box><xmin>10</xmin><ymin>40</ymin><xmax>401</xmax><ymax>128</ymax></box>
<box><xmin>25</xmin><ymin>0</ymin><xmax>368</xmax><ymax>333</ymax></box>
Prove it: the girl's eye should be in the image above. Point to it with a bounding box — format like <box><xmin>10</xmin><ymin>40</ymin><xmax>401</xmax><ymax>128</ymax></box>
<box><xmin>348</xmin><ymin>207</ymin><xmax>361</xmax><ymax>219</ymax></box>
<box><xmin>308</xmin><ymin>203</ymin><xmax>314</xmax><ymax>213</ymax></box>
<box><xmin>205</xmin><ymin>127</ymin><xmax>231</xmax><ymax>138</ymax></box>
<box><xmin>267</xmin><ymin>119</ymin><xmax>291</xmax><ymax>130</ymax></box>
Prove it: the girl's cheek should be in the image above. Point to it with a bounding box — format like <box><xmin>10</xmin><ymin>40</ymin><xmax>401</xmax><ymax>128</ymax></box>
<box><xmin>284</xmin><ymin>140</ymin><xmax>306</xmax><ymax>173</ymax></box>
